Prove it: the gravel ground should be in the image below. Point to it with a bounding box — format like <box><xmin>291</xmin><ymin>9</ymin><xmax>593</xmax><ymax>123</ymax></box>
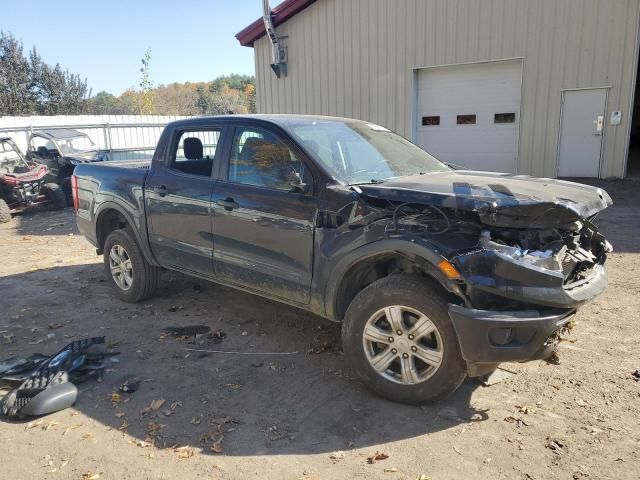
<box><xmin>0</xmin><ymin>179</ymin><xmax>639</xmax><ymax>480</ymax></box>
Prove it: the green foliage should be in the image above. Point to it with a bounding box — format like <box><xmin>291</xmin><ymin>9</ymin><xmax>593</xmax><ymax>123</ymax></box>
<box><xmin>137</xmin><ymin>49</ymin><xmax>154</xmax><ymax>114</ymax></box>
<box><xmin>0</xmin><ymin>31</ymin><xmax>89</xmax><ymax>115</ymax></box>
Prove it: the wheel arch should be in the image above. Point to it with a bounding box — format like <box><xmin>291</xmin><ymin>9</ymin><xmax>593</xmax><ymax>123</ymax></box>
<box><xmin>324</xmin><ymin>239</ymin><xmax>463</xmax><ymax>322</ymax></box>
<box><xmin>95</xmin><ymin>202</ymin><xmax>159</xmax><ymax>267</ymax></box>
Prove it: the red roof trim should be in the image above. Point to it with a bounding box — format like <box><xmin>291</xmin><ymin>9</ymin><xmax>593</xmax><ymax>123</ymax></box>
<box><xmin>235</xmin><ymin>0</ymin><xmax>317</xmax><ymax>47</ymax></box>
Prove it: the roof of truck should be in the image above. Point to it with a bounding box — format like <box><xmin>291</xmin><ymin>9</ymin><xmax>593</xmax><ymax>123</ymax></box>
<box><xmin>170</xmin><ymin>114</ymin><xmax>371</xmax><ymax>128</ymax></box>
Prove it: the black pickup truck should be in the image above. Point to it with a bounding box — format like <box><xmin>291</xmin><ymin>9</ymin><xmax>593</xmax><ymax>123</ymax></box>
<box><xmin>73</xmin><ymin>115</ymin><xmax>612</xmax><ymax>404</ymax></box>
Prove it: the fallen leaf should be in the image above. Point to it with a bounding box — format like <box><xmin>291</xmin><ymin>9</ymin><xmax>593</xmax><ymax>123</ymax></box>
<box><xmin>211</xmin><ymin>435</ymin><xmax>224</xmax><ymax>453</ymax></box>
<box><xmin>190</xmin><ymin>415</ymin><xmax>202</xmax><ymax>425</ymax></box>
<box><xmin>546</xmin><ymin>437</ymin><xmax>566</xmax><ymax>455</ymax></box>
<box><xmin>81</xmin><ymin>473</ymin><xmax>100</xmax><ymax>480</ymax></box>
<box><xmin>174</xmin><ymin>446</ymin><xmax>194</xmax><ymax>459</ymax></box>
<box><xmin>367</xmin><ymin>451</ymin><xmax>389</xmax><ymax>464</ymax></box>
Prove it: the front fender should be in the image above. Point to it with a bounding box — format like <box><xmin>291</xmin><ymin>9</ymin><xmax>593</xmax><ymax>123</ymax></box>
<box><xmin>322</xmin><ymin>236</ymin><xmax>461</xmax><ymax>321</ymax></box>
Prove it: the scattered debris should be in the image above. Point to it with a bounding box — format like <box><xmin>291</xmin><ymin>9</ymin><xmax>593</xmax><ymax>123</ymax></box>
<box><xmin>367</xmin><ymin>451</ymin><xmax>389</xmax><ymax>464</ymax></box>
<box><xmin>0</xmin><ymin>337</ymin><xmax>106</xmax><ymax>418</ymax></box>
<box><xmin>149</xmin><ymin>399</ymin><xmax>165</xmax><ymax>411</ymax></box>
<box><xmin>162</xmin><ymin>401</ymin><xmax>182</xmax><ymax>416</ymax></box>
<box><xmin>546</xmin><ymin>437</ymin><xmax>566</xmax><ymax>455</ymax></box>
<box><xmin>504</xmin><ymin>416</ymin><xmax>529</xmax><ymax>427</ymax></box>
<box><xmin>632</xmin><ymin>369</ymin><xmax>640</xmax><ymax>381</ymax></box>
<box><xmin>164</xmin><ymin>325</ymin><xmax>210</xmax><ymax>337</ymax></box>
<box><xmin>173</xmin><ymin>445</ymin><xmax>195</xmax><ymax>459</ymax></box>
<box><xmin>81</xmin><ymin>473</ymin><xmax>100</xmax><ymax>480</ymax></box>
<box><xmin>119</xmin><ymin>377</ymin><xmax>140</xmax><ymax>393</ymax></box>
<box><xmin>330</xmin><ymin>451</ymin><xmax>346</xmax><ymax>462</ymax></box>
<box><xmin>209</xmin><ymin>330</ymin><xmax>226</xmax><ymax>343</ymax></box>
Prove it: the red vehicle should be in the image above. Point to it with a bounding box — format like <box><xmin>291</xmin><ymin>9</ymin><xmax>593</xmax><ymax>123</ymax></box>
<box><xmin>0</xmin><ymin>137</ymin><xmax>65</xmax><ymax>223</ymax></box>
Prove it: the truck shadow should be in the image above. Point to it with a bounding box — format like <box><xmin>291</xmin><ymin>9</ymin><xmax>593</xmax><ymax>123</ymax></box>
<box><xmin>0</xmin><ymin>263</ymin><xmax>488</xmax><ymax>456</ymax></box>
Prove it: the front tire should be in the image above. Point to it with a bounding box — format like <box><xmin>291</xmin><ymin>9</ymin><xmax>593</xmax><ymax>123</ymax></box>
<box><xmin>0</xmin><ymin>199</ymin><xmax>11</xmax><ymax>223</ymax></box>
<box><xmin>342</xmin><ymin>275</ymin><xmax>466</xmax><ymax>404</ymax></box>
<box><xmin>43</xmin><ymin>183</ymin><xmax>66</xmax><ymax>211</ymax></box>
<box><xmin>103</xmin><ymin>228</ymin><xmax>160</xmax><ymax>303</ymax></box>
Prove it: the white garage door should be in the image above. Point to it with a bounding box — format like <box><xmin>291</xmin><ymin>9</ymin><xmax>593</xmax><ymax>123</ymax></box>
<box><xmin>416</xmin><ymin>60</ymin><xmax>522</xmax><ymax>173</ymax></box>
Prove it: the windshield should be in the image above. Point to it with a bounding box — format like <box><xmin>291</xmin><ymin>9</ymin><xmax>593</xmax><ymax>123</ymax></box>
<box><xmin>0</xmin><ymin>140</ymin><xmax>29</xmax><ymax>174</ymax></box>
<box><xmin>56</xmin><ymin>135</ymin><xmax>97</xmax><ymax>155</ymax></box>
<box><xmin>286</xmin><ymin>120</ymin><xmax>449</xmax><ymax>184</ymax></box>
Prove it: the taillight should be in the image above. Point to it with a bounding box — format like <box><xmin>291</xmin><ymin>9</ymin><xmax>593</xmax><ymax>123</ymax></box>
<box><xmin>71</xmin><ymin>174</ymin><xmax>79</xmax><ymax>212</ymax></box>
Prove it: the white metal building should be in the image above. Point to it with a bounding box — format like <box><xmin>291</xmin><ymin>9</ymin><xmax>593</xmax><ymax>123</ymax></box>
<box><xmin>237</xmin><ymin>0</ymin><xmax>640</xmax><ymax>178</ymax></box>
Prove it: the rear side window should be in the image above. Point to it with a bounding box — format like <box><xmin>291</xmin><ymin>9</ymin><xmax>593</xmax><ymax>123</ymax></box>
<box><xmin>170</xmin><ymin>129</ymin><xmax>220</xmax><ymax>177</ymax></box>
<box><xmin>228</xmin><ymin>127</ymin><xmax>304</xmax><ymax>191</ymax></box>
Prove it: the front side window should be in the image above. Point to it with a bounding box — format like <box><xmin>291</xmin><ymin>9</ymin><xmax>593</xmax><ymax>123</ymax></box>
<box><xmin>170</xmin><ymin>129</ymin><xmax>220</xmax><ymax>176</ymax></box>
<box><xmin>229</xmin><ymin>128</ymin><xmax>304</xmax><ymax>191</ymax></box>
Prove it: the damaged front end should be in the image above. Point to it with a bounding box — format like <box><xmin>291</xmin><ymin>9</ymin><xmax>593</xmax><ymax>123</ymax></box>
<box><xmin>350</xmin><ymin>173</ymin><xmax>613</xmax><ymax>373</ymax></box>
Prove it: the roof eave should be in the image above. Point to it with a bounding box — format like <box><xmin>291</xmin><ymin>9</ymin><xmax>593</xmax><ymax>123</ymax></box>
<box><xmin>235</xmin><ymin>0</ymin><xmax>317</xmax><ymax>47</ymax></box>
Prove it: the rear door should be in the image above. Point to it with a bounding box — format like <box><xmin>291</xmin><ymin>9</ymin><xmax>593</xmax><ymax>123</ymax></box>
<box><xmin>145</xmin><ymin>126</ymin><xmax>223</xmax><ymax>276</ymax></box>
<box><xmin>211</xmin><ymin>124</ymin><xmax>316</xmax><ymax>304</ymax></box>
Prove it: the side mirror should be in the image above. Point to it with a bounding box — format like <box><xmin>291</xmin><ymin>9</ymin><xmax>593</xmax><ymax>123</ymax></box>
<box><xmin>289</xmin><ymin>171</ymin><xmax>309</xmax><ymax>193</ymax></box>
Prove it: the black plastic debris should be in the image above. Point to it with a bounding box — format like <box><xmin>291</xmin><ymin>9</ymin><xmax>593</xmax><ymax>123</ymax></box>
<box><xmin>0</xmin><ymin>337</ymin><xmax>106</xmax><ymax>418</ymax></box>
<box><xmin>164</xmin><ymin>325</ymin><xmax>211</xmax><ymax>337</ymax></box>
<box><xmin>209</xmin><ymin>330</ymin><xmax>226</xmax><ymax>344</ymax></box>
<box><xmin>119</xmin><ymin>376</ymin><xmax>140</xmax><ymax>393</ymax></box>
<box><xmin>633</xmin><ymin>369</ymin><xmax>640</xmax><ymax>381</ymax></box>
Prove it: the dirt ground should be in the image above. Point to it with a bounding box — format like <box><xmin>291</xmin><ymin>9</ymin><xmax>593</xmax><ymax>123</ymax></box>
<box><xmin>1</xmin><ymin>179</ymin><xmax>639</xmax><ymax>480</ymax></box>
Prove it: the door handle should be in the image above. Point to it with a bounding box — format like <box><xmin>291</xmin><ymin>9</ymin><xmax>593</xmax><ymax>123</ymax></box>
<box><xmin>216</xmin><ymin>197</ymin><xmax>239</xmax><ymax>211</ymax></box>
<box><xmin>150</xmin><ymin>185</ymin><xmax>168</xmax><ymax>197</ymax></box>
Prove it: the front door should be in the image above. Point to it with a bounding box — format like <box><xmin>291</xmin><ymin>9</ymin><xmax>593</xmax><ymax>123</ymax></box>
<box><xmin>557</xmin><ymin>89</ymin><xmax>607</xmax><ymax>177</ymax></box>
<box><xmin>211</xmin><ymin>125</ymin><xmax>316</xmax><ymax>304</ymax></box>
<box><xmin>145</xmin><ymin>128</ymin><xmax>222</xmax><ymax>276</ymax></box>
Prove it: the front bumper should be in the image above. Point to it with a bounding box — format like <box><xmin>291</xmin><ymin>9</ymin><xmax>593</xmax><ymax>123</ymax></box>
<box><xmin>448</xmin><ymin>304</ymin><xmax>575</xmax><ymax>375</ymax></box>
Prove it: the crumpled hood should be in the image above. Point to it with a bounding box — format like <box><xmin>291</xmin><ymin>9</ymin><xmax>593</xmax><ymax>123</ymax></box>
<box><xmin>356</xmin><ymin>170</ymin><xmax>612</xmax><ymax>228</ymax></box>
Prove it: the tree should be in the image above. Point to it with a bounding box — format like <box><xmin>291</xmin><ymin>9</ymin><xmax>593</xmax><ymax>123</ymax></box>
<box><xmin>0</xmin><ymin>31</ymin><xmax>89</xmax><ymax>116</ymax></box>
<box><xmin>137</xmin><ymin>49</ymin><xmax>154</xmax><ymax>114</ymax></box>
<box><xmin>0</xmin><ymin>32</ymin><xmax>35</xmax><ymax>115</ymax></box>
<box><xmin>87</xmin><ymin>91</ymin><xmax>120</xmax><ymax>114</ymax></box>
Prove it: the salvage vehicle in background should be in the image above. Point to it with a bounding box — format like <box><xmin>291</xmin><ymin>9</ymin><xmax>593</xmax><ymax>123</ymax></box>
<box><xmin>72</xmin><ymin>115</ymin><xmax>612</xmax><ymax>404</ymax></box>
<box><xmin>26</xmin><ymin>129</ymin><xmax>108</xmax><ymax>203</ymax></box>
<box><xmin>0</xmin><ymin>137</ymin><xmax>66</xmax><ymax>223</ymax></box>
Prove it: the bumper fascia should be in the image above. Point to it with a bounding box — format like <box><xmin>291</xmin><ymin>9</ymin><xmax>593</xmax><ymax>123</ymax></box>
<box><xmin>448</xmin><ymin>304</ymin><xmax>576</xmax><ymax>375</ymax></box>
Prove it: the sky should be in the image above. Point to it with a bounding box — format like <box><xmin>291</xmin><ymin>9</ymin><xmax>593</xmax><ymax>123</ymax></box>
<box><xmin>1</xmin><ymin>0</ymin><xmax>285</xmax><ymax>96</ymax></box>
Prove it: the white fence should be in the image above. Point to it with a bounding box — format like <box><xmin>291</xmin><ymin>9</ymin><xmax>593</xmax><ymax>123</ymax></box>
<box><xmin>0</xmin><ymin>115</ymin><xmax>193</xmax><ymax>160</ymax></box>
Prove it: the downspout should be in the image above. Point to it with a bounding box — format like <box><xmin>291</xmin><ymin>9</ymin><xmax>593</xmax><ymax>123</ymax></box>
<box><xmin>262</xmin><ymin>0</ymin><xmax>287</xmax><ymax>77</ymax></box>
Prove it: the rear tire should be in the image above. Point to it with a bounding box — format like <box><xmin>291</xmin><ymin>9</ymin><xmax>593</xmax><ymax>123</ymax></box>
<box><xmin>103</xmin><ymin>228</ymin><xmax>160</xmax><ymax>303</ymax></box>
<box><xmin>43</xmin><ymin>183</ymin><xmax>66</xmax><ymax>211</ymax></box>
<box><xmin>341</xmin><ymin>275</ymin><xmax>467</xmax><ymax>404</ymax></box>
<box><xmin>0</xmin><ymin>199</ymin><xmax>11</xmax><ymax>223</ymax></box>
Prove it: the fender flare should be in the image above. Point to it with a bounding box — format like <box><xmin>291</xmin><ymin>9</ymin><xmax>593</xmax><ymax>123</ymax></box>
<box><xmin>322</xmin><ymin>237</ymin><xmax>456</xmax><ymax>321</ymax></box>
<box><xmin>94</xmin><ymin>200</ymin><xmax>160</xmax><ymax>267</ymax></box>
